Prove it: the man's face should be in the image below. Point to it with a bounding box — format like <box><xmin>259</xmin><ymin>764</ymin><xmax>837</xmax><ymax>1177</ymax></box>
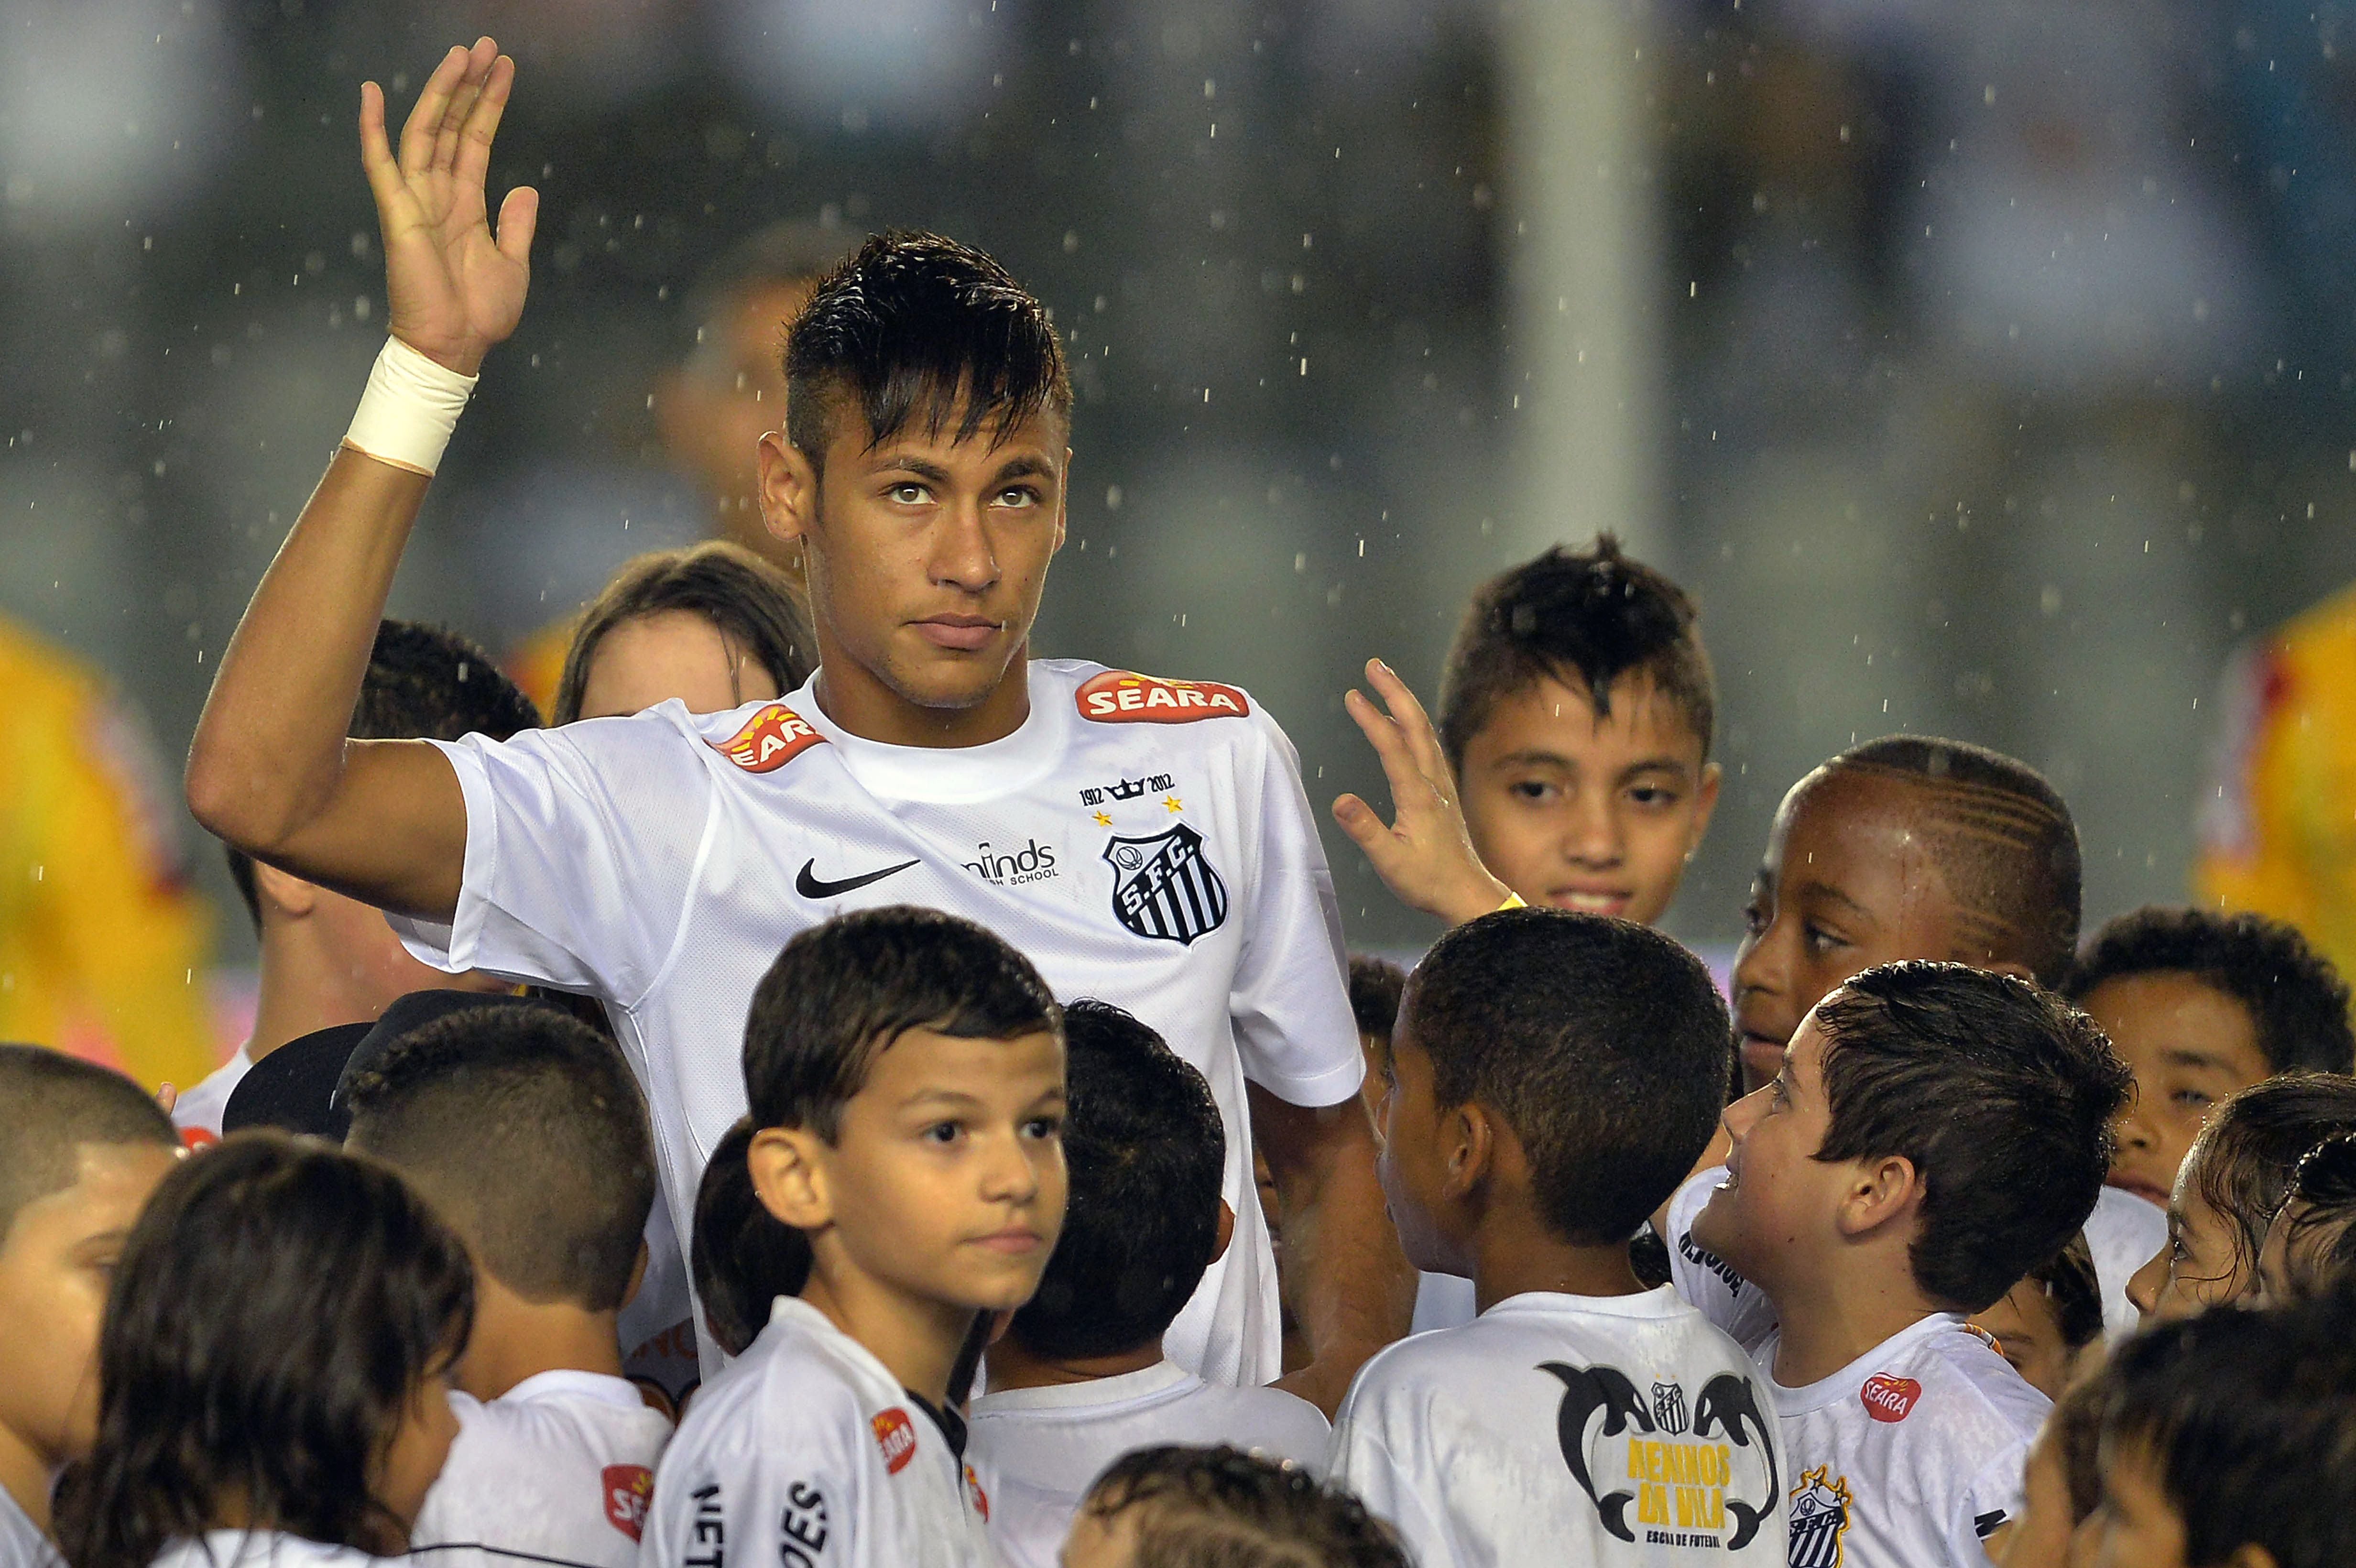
<box><xmin>2080</xmin><ymin>973</ymin><xmax>2269</xmax><ymax>1213</ymax></box>
<box><xmin>1455</xmin><ymin>673</ymin><xmax>1718</xmax><ymax>926</ymax></box>
<box><xmin>0</xmin><ymin>1142</ymin><xmax>180</xmax><ymax>1476</ymax></box>
<box><xmin>760</xmin><ymin>405</ymin><xmax>1068</xmax><ymax>721</ymax></box>
<box><xmin>654</xmin><ymin>278</ymin><xmax>814</xmax><ymax>558</ymax></box>
<box><xmin>1730</xmin><ymin>767</ymin><xmax>1970</xmax><ymax>1092</ymax></box>
<box><xmin>1372</xmin><ymin>1022</ymin><xmax>1471</xmax><ymax>1278</ymax></box>
<box><xmin>309</xmin><ymin>885</ymin><xmax>512</xmax><ymax>1013</ymax></box>
<box><xmin>2125</xmin><ymin>1159</ymin><xmax>2248</xmax><ymax>1323</ymax></box>
<box><xmin>2086</xmin><ymin>1439</ymin><xmax>2191</xmax><ymax>1568</ymax></box>
<box><xmin>1690</xmin><ymin>1011</ymin><xmax>1846</xmax><ymax>1296</ymax></box>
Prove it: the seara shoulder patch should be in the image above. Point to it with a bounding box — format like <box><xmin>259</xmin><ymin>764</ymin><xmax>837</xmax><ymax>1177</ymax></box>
<box><xmin>1076</xmin><ymin>670</ymin><xmax>1252</xmax><ymax>724</ymax></box>
<box><xmin>710</xmin><ymin>702</ymin><xmax>828</xmax><ymax>773</ymax></box>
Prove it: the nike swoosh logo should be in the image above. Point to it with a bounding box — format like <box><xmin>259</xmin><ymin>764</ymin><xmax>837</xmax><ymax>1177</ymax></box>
<box><xmin>796</xmin><ymin>858</ymin><xmax>921</xmax><ymax>899</ymax></box>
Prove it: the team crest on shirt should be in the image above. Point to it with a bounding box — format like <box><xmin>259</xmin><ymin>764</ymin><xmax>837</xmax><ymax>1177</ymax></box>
<box><xmin>1103</xmin><ymin>824</ymin><xmax>1230</xmax><ymax>945</ymax></box>
<box><xmin>1538</xmin><ymin>1361</ymin><xmax>1780</xmax><ymax>1551</ymax></box>
<box><xmin>601</xmin><ymin>1464</ymin><xmax>653</xmax><ymax>1542</ymax></box>
<box><xmin>1788</xmin><ymin>1468</ymin><xmax>1853</xmax><ymax>1568</ymax></box>
<box><xmin>1075</xmin><ymin>670</ymin><xmax>1251</xmax><ymax>724</ymax></box>
<box><xmin>709</xmin><ymin>703</ymin><xmax>826</xmax><ymax>773</ymax></box>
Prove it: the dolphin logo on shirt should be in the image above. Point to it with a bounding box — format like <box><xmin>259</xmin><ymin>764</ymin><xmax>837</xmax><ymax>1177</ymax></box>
<box><xmin>1538</xmin><ymin>1361</ymin><xmax>1651</xmax><ymax>1542</ymax></box>
<box><xmin>1692</xmin><ymin>1372</ymin><xmax>1781</xmax><ymax>1551</ymax></box>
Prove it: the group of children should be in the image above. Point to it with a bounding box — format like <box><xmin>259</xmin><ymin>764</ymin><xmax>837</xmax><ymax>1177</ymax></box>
<box><xmin>11</xmin><ymin>35</ymin><xmax>2356</xmax><ymax>1568</ymax></box>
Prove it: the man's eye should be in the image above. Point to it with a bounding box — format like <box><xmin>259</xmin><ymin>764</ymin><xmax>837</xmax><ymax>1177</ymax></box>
<box><xmin>995</xmin><ymin>487</ymin><xmax>1039</xmax><ymax>508</ymax></box>
<box><xmin>1740</xmin><ymin>899</ymin><xmax>1768</xmax><ymax>936</ymax></box>
<box><xmin>2171</xmin><ymin>1088</ymin><xmax>2214</xmax><ymax>1112</ymax></box>
<box><xmin>1509</xmin><ymin>780</ymin><xmax>1553</xmax><ymax>802</ymax></box>
<box><xmin>1627</xmin><ymin>786</ymin><xmax>1678</xmax><ymax>808</ymax></box>
<box><xmin>924</xmin><ymin>1122</ymin><xmax>963</xmax><ymax>1145</ymax></box>
<box><xmin>1802</xmin><ymin>922</ymin><xmax>1845</xmax><ymax>955</ymax></box>
<box><xmin>888</xmin><ymin>483</ymin><xmax>931</xmax><ymax>504</ymax></box>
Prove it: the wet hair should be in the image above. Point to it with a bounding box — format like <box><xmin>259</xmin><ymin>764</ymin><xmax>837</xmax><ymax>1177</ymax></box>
<box><xmin>691</xmin><ymin>1119</ymin><xmax>810</xmax><ymax>1357</ymax></box>
<box><xmin>1346</xmin><ymin>954</ymin><xmax>1405</xmax><ymax>1044</ymax></box>
<box><xmin>742</xmin><ymin>905</ymin><xmax>1061</xmax><ymax>1141</ymax></box>
<box><xmin>784</xmin><ymin>231</ymin><xmax>1071</xmax><ymax>467</ymax></box>
<box><xmin>0</xmin><ymin>1045</ymin><xmax>176</xmax><ymax>1242</ymax></box>
<box><xmin>343</xmin><ymin>1007</ymin><xmax>655</xmax><ymax>1313</ymax></box>
<box><xmin>226</xmin><ymin>620</ymin><xmax>540</xmax><ymax>928</ymax></box>
<box><xmin>1082</xmin><ymin>1446</ymin><xmax>1409</xmax><ymax>1568</ymax></box>
<box><xmin>1404</xmin><ymin>909</ymin><xmax>1732</xmax><ymax>1245</ymax></box>
<box><xmin>1811</xmin><ymin>962</ymin><xmax>2130</xmax><ymax>1313</ymax></box>
<box><xmin>2023</xmin><ymin>1230</ymin><xmax>2105</xmax><ymax>1355</ymax></box>
<box><xmin>2102</xmin><ymin>1281</ymin><xmax>2356</xmax><ymax>1568</ymax></box>
<box><xmin>2273</xmin><ymin>1132</ymin><xmax>2356</xmax><ymax>1300</ymax></box>
<box><xmin>2066</xmin><ymin>906</ymin><xmax>2355</xmax><ymax>1077</ymax></box>
<box><xmin>55</xmin><ymin>1132</ymin><xmax>474</xmax><ymax>1568</ymax></box>
<box><xmin>2185</xmin><ymin>1072</ymin><xmax>2356</xmax><ymax>1284</ymax></box>
<box><xmin>1438</xmin><ymin>534</ymin><xmax>1714</xmax><ymax>766</ymax></box>
<box><xmin>1010</xmin><ymin>1001</ymin><xmax>1224</xmax><ymax>1361</ymax></box>
<box><xmin>550</xmin><ymin>542</ymin><xmax>816</xmax><ymax>726</ymax></box>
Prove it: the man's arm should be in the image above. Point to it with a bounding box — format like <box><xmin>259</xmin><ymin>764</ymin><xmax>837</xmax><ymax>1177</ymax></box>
<box><xmin>1254</xmin><ymin>1083</ymin><xmax>1416</xmax><ymax>1416</ymax></box>
<box><xmin>1331</xmin><ymin>659</ymin><xmax>1514</xmax><ymax>928</ymax></box>
<box><xmin>183</xmin><ymin>38</ymin><xmax>536</xmax><ymax>922</ymax></box>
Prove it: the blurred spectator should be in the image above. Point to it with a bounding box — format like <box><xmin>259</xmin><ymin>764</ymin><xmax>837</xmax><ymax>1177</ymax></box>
<box><xmin>550</xmin><ymin>541</ymin><xmax>814</xmax><ymax>725</ymax></box>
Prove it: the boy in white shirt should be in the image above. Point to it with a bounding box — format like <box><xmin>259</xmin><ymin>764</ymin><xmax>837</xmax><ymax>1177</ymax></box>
<box><xmin>342</xmin><ymin>1005</ymin><xmax>672</xmax><ymax>1568</ymax></box>
<box><xmin>972</xmin><ymin>1002</ymin><xmax>1330</xmax><ymax>1568</ymax></box>
<box><xmin>1328</xmin><ymin>909</ymin><xmax>1787</xmax><ymax>1568</ymax></box>
<box><xmin>1686</xmin><ymin>961</ymin><xmax>2130</xmax><ymax>1568</ymax></box>
<box><xmin>644</xmin><ymin>907</ymin><xmax>1071</xmax><ymax>1568</ymax></box>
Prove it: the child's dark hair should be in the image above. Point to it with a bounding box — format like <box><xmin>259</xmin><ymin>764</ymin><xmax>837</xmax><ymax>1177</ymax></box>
<box><xmin>691</xmin><ymin>1118</ymin><xmax>811</xmax><ymax>1357</ymax></box>
<box><xmin>1083</xmin><ymin>1446</ymin><xmax>1409</xmax><ymax>1568</ymax></box>
<box><xmin>1346</xmin><ymin>954</ymin><xmax>1406</xmax><ymax>1044</ymax></box>
<box><xmin>1811</xmin><ymin>962</ymin><xmax>2129</xmax><ymax>1313</ymax></box>
<box><xmin>2274</xmin><ymin>1132</ymin><xmax>2356</xmax><ymax>1299</ymax></box>
<box><xmin>1824</xmin><ymin>737</ymin><xmax>2082</xmax><ymax>986</ymax></box>
<box><xmin>2050</xmin><ymin>1369</ymin><xmax>2107</xmax><ymax>1525</ymax></box>
<box><xmin>1010</xmin><ymin>1001</ymin><xmax>1224</xmax><ymax>1361</ymax></box>
<box><xmin>785</xmin><ymin>231</ymin><xmax>1071</xmax><ymax>467</ymax></box>
<box><xmin>551</xmin><ymin>542</ymin><xmax>816</xmax><ymax>725</ymax></box>
<box><xmin>2067</xmin><ymin>906</ymin><xmax>2356</xmax><ymax>1076</ymax></box>
<box><xmin>2023</xmin><ymin>1230</ymin><xmax>2105</xmax><ymax>1355</ymax></box>
<box><xmin>0</xmin><ymin>1045</ymin><xmax>176</xmax><ymax>1239</ymax></box>
<box><xmin>342</xmin><ymin>1005</ymin><xmax>656</xmax><ymax>1313</ymax></box>
<box><xmin>2102</xmin><ymin>1282</ymin><xmax>2356</xmax><ymax>1568</ymax></box>
<box><xmin>1404</xmin><ymin>908</ymin><xmax>1732</xmax><ymax>1245</ymax></box>
<box><xmin>55</xmin><ymin>1132</ymin><xmax>473</xmax><ymax>1568</ymax></box>
<box><xmin>2187</xmin><ymin>1072</ymin><xmax>2356</xmax><ymax>1284</ymax></box>
<box><xmin>742</xmin><ymin>905</ymin><xmax>1061</xmax><ymax>1139</ymax></box>
<box><xmin>226</xmin><ymin>619</ymin><xmax>540</xmax><ymax>929</ymax></box>
<box><xmin>1437</xmin><ymin>534</ymin><xmax>1714</xmax><ymax>768</ymax></box>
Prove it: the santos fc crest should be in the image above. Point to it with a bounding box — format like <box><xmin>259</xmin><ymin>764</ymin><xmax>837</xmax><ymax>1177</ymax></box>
<box><xmin>1104</xmin><ymin>824</ymin><xmax>1230</xmax><ymax>945</ymax></box>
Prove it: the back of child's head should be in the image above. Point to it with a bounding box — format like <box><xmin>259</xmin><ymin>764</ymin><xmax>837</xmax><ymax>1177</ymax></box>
<box><xmin>1009</xmin><ymin>1000</ymin><xmax>1224</xmax><ymax>1361</ymax></box>
<box><xmin>2067</xmin><ymin>906</ymin><xmax>2356</xmax><ymax>1076</ymax></box>
<box><xmin>1437</xmin><ymin>534</ymin><xmax>1713</xmax><ymax>768</ymax></box>
<box><xmin>342</xmin><ymin>1005</ymin><xmax>654</xmax><ymax>1313</ymax></box>
<box><xmin>1346</xmin><ymin>954</ymin><xmax>1405</xmax><ymax>1045</ymax></box>
<box><xmin>742</xmin><ymin>905</ymin><xmax>1061</xmax><ymax>1138</ymax></box>
<box><xmin>56</xmin><ymin>1131</ymin><xmax>473</xmax><ymax>1568</ymax></box>
<box><xmin>1404</xmin><ymin>908</ymin><xmax>1730</xmax><ymax>1244</ymax></box>
<box><xmin>0</xmin><ymin>1045</ymin><xmax>176</xmax><ymax>1241</ymax></box>
<box><xmin>2186</xmin><ymin>1072</ymin><xmax>2356</xmax><ymax>1285</ymax></box>
<box><xmin>1080</xmin><ymin>1446</ymin><xmax>1409</xmax><ymax>1568</ymax></box>
<box><xmin>692</xmin><ymin>1119</ymin><xmax>811</xmax><ymax>1357</ymax></box>
<box><xmin>1820</xmin><ymin>737</ymin><xmax>2081</xmax><ymax>986</ymax></box>
<box><xmin>2101</xmin><ymin>1282</ymin><xmax>2356</xmax><ymax>1568</ymax></box>
<box><xmin>2273</xmin><ymin>1132</ymin><xmax>2356</xmax><ymax>1299</ymax></box>
<box><xmin>1811</xmin><ymin>962</ymin><xmax>2129</xmax><ymax>1313</ymax></box>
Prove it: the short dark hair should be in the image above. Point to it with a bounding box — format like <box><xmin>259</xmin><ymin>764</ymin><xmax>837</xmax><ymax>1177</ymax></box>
<box><xmin>2187</xmin><ymin>1072</ymin><xmax>2356</xmax><ymax>1283</ymax></box>
<box><xmin>55</xmin><ymin>1132</ymin><xmax>474</xmax><ymax>1568</ymax></box>
<box><xmin>1346</xmin><ymin>954</ymin><xmax>1405</xmax><ymax>1043</ymax></box>
<box><xmin>2024</xmin><ymin>1230</ymin><xmax>2105</xmax><ymax>1354</ymax></box>
<box><xmin>1811</xmin><ymin>962</ymin><xmax>2130</xmax><ymax>1313</ymax></box>
<box><xmin>1403</xmin><ymin>909</ymin><xmax>1732</xmax><ymax>1245</ymax></box>
<box><xmin>691</xmin><ymin>1118</ymin><xmax>810</xmax><ymax>1358</ymax></box>
<box><xmin>1825</xmin><ymin>737</ymin><xmax>2082</xmax><ymax>986</ymax></box>
<box><xmin>1083</xmin><ymin>1446</ymin><xmax>1409</xmax><ymax>1568</ymax></box>
<box><xmin>2067</xmin><ymin>906</ymin><xmax>2356</xmax><ymax>1076</ymax></box>
<box><xmin>1438</xmin><ymin>535</ymin><xmax>1714</xmax><ymax>767</ymax></box>
<box><xmin>2276</xmin><ymin>1132</ymin><xmax>2356</xmax><ymax>1299</ymax></box>
<box><xmin>2103</xmin><ymin>1283</ymin><xmax>2356</xmax><ymax>1568</ymax></box>
<box><xmin>0</xmin><ymin>1045</ymin><xmax>176</xmax><ymax>1241</ymax></box>
<box><xmin>226</xmin><ymin>620</ymin><xmax>540</xmax><ymax>928</ymax></box>
<box><xmin>784</xmin><ymin>231</ymin><xmax>1072</xmax><ymax>468</ymax></box>
<box><xmin>742</xmin><ymin>905</ymin><xmax>1061</xmax><ymax>1140</ymax></box>
<box><xmin>551</xmin><ymin>542</ymin><xmax>816</xmax><ymax>725</ymax></box>
<box><xmin>1011</xmin><ymin>1001</ymin><xmax>1224</xmax><ymax>1361</ymax></box>
<box><xmin>342</xmin><ymin>1007</ymin><xmax>655</xmax><ymax>1313</ymax></box>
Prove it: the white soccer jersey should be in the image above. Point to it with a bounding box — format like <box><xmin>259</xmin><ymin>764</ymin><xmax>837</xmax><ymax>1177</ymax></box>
<box><xmin>392</xmin><ymin>661</ymin><xmax>1362</xmax><ymax>1388</ymax></box>
<box><xmin>148</xmin><ymin>1532</ymin><xmax>390</xmax><ymax>1568</ymax></box>
<box><xmin>1328</xmin><ymin>1288</ymin><xmax>1787</xmax><ymax>1568</ymax></box>
<box><xmin>410</xmin><ymin>1370</ymin><xmax>675</xmax><ymax>1568</ymax></box>
<box><xmin>2085</xmin><ymin>1186</ymin><xmax>2166</xmax><ymax>1338</ymax></box>
<box><xmin>1662</xmin><ymin>1166</ymin><xmax>1781</xmax><ymax>1353</ymax></box>
<box><xmin>642</xmin><ymin>1297</ymin><xmax>995</xmax><ymax>1568</ymax></box>
<box><xmin>968</xmin><ymin>1360</ymin><xmax>1330</xmax><ymax>1568</ymax></box>
<box><xmin>0</xmin><ymin>1488</ymin><xmax>56</xmax><ymax>1568</ymax></box>
<box><xmin>169</xmin><ymin>1044</ymin><xmax>251</xmax><ymax>1142</ymax></box>
<box><xmin>1758</xmin><ymin>1313</ymin><xmax>2047</xmax><ymax>1568</ymax></box>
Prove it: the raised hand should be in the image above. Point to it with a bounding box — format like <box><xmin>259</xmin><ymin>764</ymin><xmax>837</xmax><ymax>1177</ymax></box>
<box><xmin>358</xmin><ymin>38</ymin><xmax>538</xmax><ymax>375</ymax></box>
<box><xmin>1332</xmin><ymin>658</ymin><xmax>1515</xmax><ymax>927</ymax></box>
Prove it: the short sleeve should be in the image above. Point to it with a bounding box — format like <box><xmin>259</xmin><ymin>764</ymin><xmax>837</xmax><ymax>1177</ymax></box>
<box><xmin>1226</xmin><ymin>707</ymin><xmax>1364</xmax><ymax>1108</ymax></box>
<box><xmin>1664</xmin><ymin>1167</ymin><xmax>1782</xmax><ymax>1352</ymax></box>
<box><xmin>1952</xmin><ymin>1437</ymin><xmax>2033</xmax><ymax>1566</ymax></box>
<box><xmin>389</xmin><ymin>712</ymin><xmax>718</xmax><ymax>1007</ymax></box>
<box><xmin>1327</xmin><ymin>1385</ymin><xmax>1451</xmax><ymax>1566</ymax></box>
<box><xmin>644</xmin><ymin>1407</ymin><xmax>856</xmax><ymax>1568</ymax></box>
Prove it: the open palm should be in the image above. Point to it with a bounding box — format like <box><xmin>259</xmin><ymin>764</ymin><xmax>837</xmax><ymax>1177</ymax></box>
<box><xmin>359</xmin><ymin>37</ymin><xmax>537</xmax><ymax>376</ymax></box>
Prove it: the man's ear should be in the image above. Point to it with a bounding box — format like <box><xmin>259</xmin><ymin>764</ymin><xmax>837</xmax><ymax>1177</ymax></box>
<box><xmin>756</xmin><ymin>430</ymin><xmax>819</xmax><ymax>551</ymax></box>
<box><xmin>1211</xmin><ymin>1198</ymin><xmax>1235</xmax><ymax>1265</ymax></box>
<box><xmin>748</xmin><ymin>1125</ymin><xmax>832</xmax><ymax>1231</ymax></box>
<box><xmin>1834</xmin><ymin>1153</ymin><xmax>1924</xmax><ymax>1241</ymax></box>
<box><xmin>1689</xmin><ymin>761</ymin><xmax>1723</xmax><ymax>855</ymax></box>
<box><xmin>621</xmin><ymin>1238</ymin><xmax>649</xmax><ymax>1311</ymax></box>
<box><xmin>249</xmin><ymin>860</ymin><xmax>318</xmax><ymax>921</ymax></box>
<box><xmin>1051</xmin><ymin>446</ymin><xmax>1072</xmax><ymax>555</ymax></box>
<box><xmin>1441</xmin><ymin>1101</ymin><xmax>1498</xmax><ymax>1201</ymax></box>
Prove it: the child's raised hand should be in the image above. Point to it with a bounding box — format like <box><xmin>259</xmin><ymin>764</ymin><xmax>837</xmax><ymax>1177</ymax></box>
<box><xmin>1332</xmin><ymin>658</ymin><xmax>1515</xmax><ymax>927</ymax></box>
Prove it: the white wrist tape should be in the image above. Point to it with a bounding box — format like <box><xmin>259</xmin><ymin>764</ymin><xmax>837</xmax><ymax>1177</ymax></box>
<box><xmin>341</xmin><ymin>337</ymin><xmax>479</xmax><ymax>476</ymax></box>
